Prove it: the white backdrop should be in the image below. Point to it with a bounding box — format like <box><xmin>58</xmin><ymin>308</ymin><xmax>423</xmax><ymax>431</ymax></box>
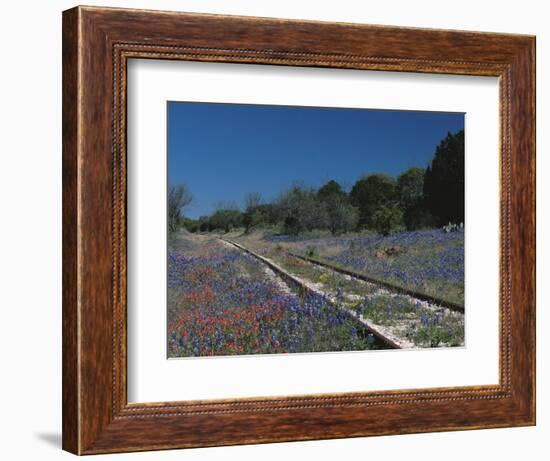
<box><xmin>127</xmin><ymin>60</ymin><xmax>499</xmax><ymax>402</ymax></box>
<box><xmin>0</xmin><ymin>1</ymin><xmax>546</xmax><ymax>460</ymax></box>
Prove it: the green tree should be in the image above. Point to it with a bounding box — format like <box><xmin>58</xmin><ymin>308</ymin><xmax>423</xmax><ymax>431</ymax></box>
<box><xmin>372</xmin><ymin>206</ymin><xmax>404</xmax><ymax>236</ymax></box>
<box><xmin>398</xmin><ymin>167</ymin><xmax>424</xmax><ymax>204</ymax></box>
<box><xmin>350</xmin><ymin>174</ymin><xmax>397</xmax><ymax>228</ymax></box>
<box><xmin>277</xmin><ymin>186</ymin><xmax>329</xmax><ymax>235</ymax></box>
<box><xmin>183</xmin><ymin>218</ymin><xmax>200</xmax><ymax>233</ymax></box>
<box><xmin>317</xmin><ymin>180</ymin><xmax>358</xmax><ymax>235</ymax></box>
<box><xmin>397</xmin><ymin>167</ymin><xmax>432</xmax><ymax>230</ymax></box>
<box><xmin>423</xmin><ymin>130</ymin><xmax>465</xmax><ymax>226</ymax></box>
<box><xmin>198</xmin><ymin>215</ymin><xmax>210</xmax><ymax>232</ymax></box>
<box><xmin>324</xmin><ymin>196</ymin><xmax>360</xmax><ymax>235</ymax></box>
<box><xmin>317</xmin><ymin>180</ymin><xmax>346</xmax><ymax>202</ymax></box>
<box><xmin>209</xmin><ymin>209</ymin><xmax>242</xmax><ymax>233</ymax></box>
<box><xmin>242</xmin><ymin>192</ymin><xmax>264</xmax><ymax>233</ymax></box>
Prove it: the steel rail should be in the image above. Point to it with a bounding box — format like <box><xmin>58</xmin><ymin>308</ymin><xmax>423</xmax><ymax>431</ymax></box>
<box><xmin>287</xmin><ymin>252</ymin><xmax>465</xmax><ymax>314</ymax></box>
<box><xmin>220</xmin><ymin>238</ymin><xmax>404</xmax><ymax>349</ymax></box>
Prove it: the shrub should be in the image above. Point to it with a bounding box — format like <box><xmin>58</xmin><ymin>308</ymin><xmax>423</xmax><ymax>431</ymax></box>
<box><xmin>209</xmin><ymin>209</ymin><xmax>242</xmax><ymax>233</ymax></box>
<box><xmin>184</xmin><ymin>219</ymin><xmax>200</xmax><ymax>233</ymax></box>
<box><xmin>305</xmin><ymin>246</ymin><xmax>317</xmax><ymax>258</ymax></box>
<box><xmin>372</xmin><ymin>206</ymin><xmax>404</xmax><ymax>236</ymax></box>
<box><xmin>443</xmin><ymin>222</ymin><xmax>464</xmax><ymax>233</ymax></box>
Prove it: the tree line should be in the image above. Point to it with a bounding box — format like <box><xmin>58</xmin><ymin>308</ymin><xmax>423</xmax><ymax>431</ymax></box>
<box><xmin>169</xmin><ymin>130</ymin><xmax>464</xmax><ymax>236</ymax></box>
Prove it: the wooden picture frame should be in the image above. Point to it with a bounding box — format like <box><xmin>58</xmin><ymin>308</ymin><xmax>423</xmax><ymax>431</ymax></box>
<box><xmin>62</xmin><ymin>5</ymin><xmax>535</xmax><ymax>455</ymax></box>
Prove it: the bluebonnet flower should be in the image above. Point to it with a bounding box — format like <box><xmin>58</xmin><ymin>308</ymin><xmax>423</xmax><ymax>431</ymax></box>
<box><xmin>420</xmin><ymin>314</ymin><xmax>430</xmax><ymax>326</ymax></box>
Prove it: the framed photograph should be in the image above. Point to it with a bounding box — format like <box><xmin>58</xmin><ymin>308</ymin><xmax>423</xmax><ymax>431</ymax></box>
<box><xmin>62</xmin><ymin>6</ymin><xmax>535</xmax><ymax>455</ymax></box>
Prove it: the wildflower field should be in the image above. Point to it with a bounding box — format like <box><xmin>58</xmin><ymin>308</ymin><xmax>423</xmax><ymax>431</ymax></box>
<box><xmin>233</xmin><ymin>228</ymin><xmax>465</xmax><ymax>348</ymax></box>
<box><xmin>167</xmin><ymin>233</ymin><xmax>379</xmax><ymax>358</ymax></box>
<box><xmin>267</xmin><ymin>228</ymin><xmax>465</xmax><ymax>306</ymax></box>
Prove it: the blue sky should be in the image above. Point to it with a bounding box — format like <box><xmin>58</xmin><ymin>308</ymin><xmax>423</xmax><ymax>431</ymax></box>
<box><xmin>168</xmin><ymin>102</ymin><xmax>464</xmax><ymax>219</ymax></box>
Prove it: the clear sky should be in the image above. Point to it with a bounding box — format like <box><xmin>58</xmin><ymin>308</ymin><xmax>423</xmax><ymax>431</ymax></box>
<box><xmin>168</xmin><ymin>102</ymin><xmax>464</xmax><ymax>219</ymax></box>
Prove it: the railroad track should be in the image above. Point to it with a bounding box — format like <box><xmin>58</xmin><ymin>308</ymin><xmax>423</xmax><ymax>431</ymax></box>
<box><xmin>288</xmin><ymin>252</ymin><xmax>465</xmax><ymax>314</ymax></box>
<box><xmin>221</xmin><ymin>238</ymin><xmax>406</xmax><ymax>349</ymax></box>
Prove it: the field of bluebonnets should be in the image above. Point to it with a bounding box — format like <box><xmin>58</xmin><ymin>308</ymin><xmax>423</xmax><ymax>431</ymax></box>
<box><xmin>234</xmin><ymin>228</ymin><xmax>464</xmax><ymax>349</ymax></box>
<box><xmin>167</xmin><ymin>234</ymin><xmax>379</xmax><ymax>358</ymax></box>
<box><xmin>269</xmin><ymin>227</ymin><xmax>464</xmax><ymax>306</ymax></box>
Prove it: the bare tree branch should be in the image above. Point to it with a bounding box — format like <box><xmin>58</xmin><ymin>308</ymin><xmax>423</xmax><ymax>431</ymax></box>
<box><xmin>168</xmin><ymin>184</ymin><xmax>192</xmax><ymax>233</ymax></box>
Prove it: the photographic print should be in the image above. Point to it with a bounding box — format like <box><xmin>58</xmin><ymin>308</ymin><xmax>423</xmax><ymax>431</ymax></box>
<box><xmin>62</xmin><ymin>9</ymin><xmax>536</xmax><ymax>452</ymax></box>
<box><xmin>167</xmin><ymin>102</ymin><xmax>465</xmax><ymax>358</ymax></box>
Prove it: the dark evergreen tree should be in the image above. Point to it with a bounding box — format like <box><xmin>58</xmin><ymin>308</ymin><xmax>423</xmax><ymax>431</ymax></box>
<box><xmin>423</xmin><ymin>130</ymin><xmax>465</xmax><ymax>226</ymax></box>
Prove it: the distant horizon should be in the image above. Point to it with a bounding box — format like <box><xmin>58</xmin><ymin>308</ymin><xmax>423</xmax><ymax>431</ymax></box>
<box><xmin>168</xmin><ymin>101</ymin><xmax>464</xmax><ymax>220</ymax></box>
